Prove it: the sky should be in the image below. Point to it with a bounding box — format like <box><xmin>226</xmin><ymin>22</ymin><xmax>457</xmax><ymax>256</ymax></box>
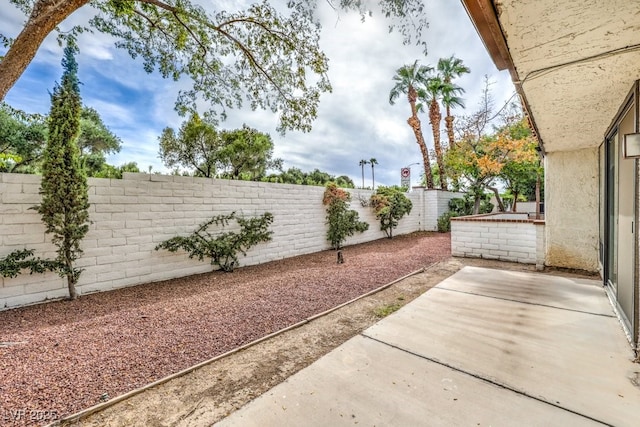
<box><xmin>0</xmin><ymin>0</ymin><xmax>515</xmax><ymax>188</ymax></box>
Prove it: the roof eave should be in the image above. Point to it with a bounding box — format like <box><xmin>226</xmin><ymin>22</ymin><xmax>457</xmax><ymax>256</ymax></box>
<box><xmin>460</xmin><ymin>0</ymin><xmax>546</xmax><ymax>155</ymax></box>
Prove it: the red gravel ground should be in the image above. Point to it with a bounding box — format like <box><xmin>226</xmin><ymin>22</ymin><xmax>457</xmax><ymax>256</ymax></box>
<box><xmin>0</xmin><ymin>232</ymin><xmax>450</xmax><ymax>426</ymax></box>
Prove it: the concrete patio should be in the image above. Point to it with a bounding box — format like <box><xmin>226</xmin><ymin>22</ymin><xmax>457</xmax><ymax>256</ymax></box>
<box><xmin>217</xmin><ymin>266</ymin><xmax>640</xmax><ymax>426</ymax></box>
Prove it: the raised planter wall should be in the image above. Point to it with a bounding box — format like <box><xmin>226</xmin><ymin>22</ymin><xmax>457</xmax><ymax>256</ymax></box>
<box><xmin>451</xmin><ymin>213</ymin><xmax>545</xmax><ymax>270</ymax></box>
<box><xmin>0</xmin><ymin>173</ymin><xmax>459</xmax><ymax>310</ymax></box>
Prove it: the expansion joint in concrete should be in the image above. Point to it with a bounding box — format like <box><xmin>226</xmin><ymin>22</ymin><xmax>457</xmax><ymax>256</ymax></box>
<box><xmin>433</xmin><ymin>286</ymin><xmax>616</xmax><ymax>318</ymax></box>
<box><xmin>359</xmin><ymin>333</ymin><xmax>612</xmax><ymax>427</ymax></box>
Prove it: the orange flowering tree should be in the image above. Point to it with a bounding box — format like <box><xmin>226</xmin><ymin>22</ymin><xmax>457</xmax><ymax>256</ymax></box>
<box><xmin>445</xmin><ymin>114</ymin><xmax>539</xmax><ymax>214</ymax></box>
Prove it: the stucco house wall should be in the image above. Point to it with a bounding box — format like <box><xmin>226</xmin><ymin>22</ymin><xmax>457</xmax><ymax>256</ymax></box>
<box><xmin>544</xmin><ymin>147</ymin><xmax>600</xmax><ymax>272</ymax></box>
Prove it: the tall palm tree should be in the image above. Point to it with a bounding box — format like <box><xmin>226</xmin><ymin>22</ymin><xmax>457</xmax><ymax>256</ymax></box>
<box><xmin>389</xmin><ymin>61</ymin><xmax>435</xmax><ymax>189</ymax></box>
<box><xmin>369</xmin><ymin>158</ymin><xmax>378</xmax><ymax>189</ymax></box>
<box><xmin>359</xmin><ymin>159</ymin><xmax>369</xmax><ymax>189</ymax></box>
<box><xmin>437</xmin><ymin>56</ymin><xmax>470</xmax><ymax>149</ymax></box>
<box><xmin>420</xmin><ymin>73</ymin><xmax>448</xmax><ymax>190</ymax></box>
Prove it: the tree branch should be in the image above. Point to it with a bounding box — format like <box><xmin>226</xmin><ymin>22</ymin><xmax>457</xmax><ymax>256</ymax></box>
<box><xmin>138</xmin><ymin>0</ymin><xmax>291</xmax><ymax>100</ymax></box>
<box><xmin>212</xmin><ymin>25</ymin><xmax>290</xmax><ymax>101</ymax></box>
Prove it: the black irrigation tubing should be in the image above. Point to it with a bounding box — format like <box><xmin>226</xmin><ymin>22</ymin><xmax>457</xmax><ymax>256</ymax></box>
<box><xmin>49</xmin><ymin>264</ymin><xmax>438</xmax><ymax>427</ymax></box>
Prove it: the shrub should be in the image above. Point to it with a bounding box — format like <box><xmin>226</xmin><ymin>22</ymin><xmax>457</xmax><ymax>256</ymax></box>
<box><xmin>437</xmin><ymin>211</ymin><xmax>457</xmax><ymax>233</ymax></box>
<box><xmin>155</xmin><ymin>212</ymin><xmax>274</xmax><ymax>272</ymax></box>
<box><xmin>438</xmin><ymin>194</ymin><xmax>494</xmax><ymax>232</ymax></box>
<box><xmin>369</xmin><ymin>186</ymin><xmax>412</xmax><ymax>239</ymax></box>
<box><xmin>322</xmin><ymin>183</ymin><xmax>369</xmax><ymax>251</ymax></box>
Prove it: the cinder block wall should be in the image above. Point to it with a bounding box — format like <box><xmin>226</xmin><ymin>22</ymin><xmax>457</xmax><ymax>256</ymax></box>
<box><xmin>422</xmin><ymin>190</ymin><xmax>461</xmax><ymax>231</ymax></box>
<box><xmin>0</xmin><ymin>173</ymin><xmax>447</xmax><ymax>310</ymax></box>
<box><xmin>451</xmin><ymin>214</ymin><xmax>545</xmax><ymax>269</ymax></box>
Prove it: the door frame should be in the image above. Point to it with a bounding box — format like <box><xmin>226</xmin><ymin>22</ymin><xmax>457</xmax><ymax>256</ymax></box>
<box><xmin>602</xmin><ymin>80</ymin><xmax>639</xmax><ymax>348</ymax></box>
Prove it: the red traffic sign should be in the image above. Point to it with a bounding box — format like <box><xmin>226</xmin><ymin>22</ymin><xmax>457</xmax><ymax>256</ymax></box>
<box><xmin>401</xmin><ymin>167</ymin><xmax>410</xmax><ymax>178</ymax></box>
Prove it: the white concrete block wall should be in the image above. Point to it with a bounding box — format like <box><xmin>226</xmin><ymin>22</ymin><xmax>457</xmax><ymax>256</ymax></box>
<box><xmin>451</xmin><ymin>215</ymin><xmax>544</xmax><ymax>265</ymax></box>
<box><xmin>535</xmin><ymin>221</ymin><xmax>545</xmax><ymax>271</ymax></box>
<box><xmin>0</xmin><ymin>173</ymin><xmax>440</xmax><ymax>310</ymax></box>
<box><xmin>515</xmin><ymin>202</ymin><xmax>537</xmax><ymax>213</ymax></box>
<box><xmin>0</xmin><ymin>173</ymin><xmax>67</xmax><ymax>308</ymax></box>
<box><xmin>422</xmin><ymin>189</ymin><xmax>463</xmax><ymax>231</ymax></box>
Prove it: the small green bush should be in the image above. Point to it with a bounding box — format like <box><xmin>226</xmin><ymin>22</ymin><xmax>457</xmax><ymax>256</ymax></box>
<box><xmin>437</xmin><ymin>211</ymin><xmax>458</xmax><ymax>232</ymax></box>
<box><xmin>155</xmin><ymin>212</ymin><xmax>273</xmax><ymax>272</ymax></box>
<box><xmin>438</xmin><ymin>194</ymin><xmax>494</xmax><ymax>232</ymax></box>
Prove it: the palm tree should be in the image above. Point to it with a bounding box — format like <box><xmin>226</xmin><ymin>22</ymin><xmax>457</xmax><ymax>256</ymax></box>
<box><xmin>437</xmin><ymin>56</ymin><xmax>470</xmax><ymax>149</ymax></box>
<box><xmin>359</xmin><ymin>159</ymin><xmax>369</xmax><ymax>188</ymax></box>
<box><xmin>420</xmin><ymin>73</ymin><xmax>448</xmax><ymax>190</ymax></box>
<box><xmin>389</xmin><ymin>61</ymin><xmax>435</xmax><ymax>189</ymax></box>
<box><xmin>369</xmin><ymin>158</ymin><xmax>378</xmax><ymax>189</ymax></box>
<box><xmin>441</xmin><ymin>84</ymin><xmax>465</xmax><ymax>147</ymax></box>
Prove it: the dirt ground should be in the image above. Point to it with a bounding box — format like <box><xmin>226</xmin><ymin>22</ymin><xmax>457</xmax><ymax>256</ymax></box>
<box><xmin>63</xmin><ymin>257</ymin><xmax>553</xmax><ymax>427</ymax></box>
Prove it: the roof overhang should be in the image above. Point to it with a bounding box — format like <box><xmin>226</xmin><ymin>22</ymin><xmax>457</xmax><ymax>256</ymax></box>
<box><xmin>461</xmin><ymin>0</ymin><xmax>640</xmax><ymax>153</ymax></box>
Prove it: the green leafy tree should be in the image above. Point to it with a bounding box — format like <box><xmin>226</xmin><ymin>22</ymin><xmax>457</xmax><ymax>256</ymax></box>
<box><xmin>322</xmin><ymin>183</ymin><xmax>369</xmax><ymax>255</ymax></box>
<box><xmin>34</xmin><ymin>44</ymin><xmax>90</xmax><ymax>300</ymax></box>
<box><xmin>155</xmin><ymin>212</ymin><xmax>274</xmax><ymax>272</ymax></box>
<box><xmin>78</xmin><ymin>106</ymin><xmax>122</xmax><ymax>156</ymax></box>
<box><xmin>305</xmin><ymin>168</ymin><xmax>334</xmax><ymax>186</ymax></box>
<box><xmin>335</xmin><ymin>175</ymin><xmax>356</xmax><ymax>189</ymax></box>
<box><xmin>369</xmin><ymin>185</ymin><xmax>412</xmax><ymax>238</ymax></box>
<box><xmin>446</xmin><ymin>94</ymin><xmax>539</xmax><ymax>215</ymax></box>
<box><xmin>389</xmin><ymin>61</ymin><xmax>435</xmax><ymax>189</ymax></box>
<box><xmin>91</xmin><ymin>161</ymin><xmax>141</xmax><ymax>179</ymax></box>
<box><xmin>0</xmin><ymin>103</ymin><xmax>47</xmax><ymax>172</ymax></box>
<box><xmin>77</xmin><ymin>106</ymin><xmax>122</xmax><ymax>176</ymax></box>
<box><xmin>497</xmin><ymin>118</ymin><xmax>542</xmax><ymax>211</ymax></box>
<box><xmin>158</xmin><ymin>113</ymin><xmax>220</xmax><ymax>178</ymax></box>
<box><xmin>159</xmin><ymin>117</ymin><xmax>281</xmax><ymax>180</ymax></box>
<box><xmin>263</xmin><ymin>167</ymin><xmax>354</xmax><ymax>188</ymax></box>
<box><xmin>218</xmin><ymin>125</ymin><xmax>281</xmax><ymax>180</ymax></box>
<box><xmin>0</xmin><ymin>1</ymin><xmax>427</xmax><ymax>132</ymax></box>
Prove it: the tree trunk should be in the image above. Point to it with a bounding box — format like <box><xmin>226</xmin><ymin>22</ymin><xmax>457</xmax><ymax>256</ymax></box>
<box><xmin>65</xmin><ymin>248</ymin><xmax>78</xmax><ymax>300</ymax></box>
<box><xmin>445</xmin><ymin>105</ymin><xmax>461</xmax><ymax>189</ymax></box>
<box><xmin>445</xmin><ymin>104</ymin><xmax>455</xmax><ymax>149</ymax></box>
<box><xmin>371</xmin><ymin>166</ymin><xmax>375</xmax><ymax>190</ymax></box>
<box><xmin>473</xmin><ymin>196</ymin><xmax>481</xmax><ymax>215</ymax></box>
<box><xmin>0</xmin><ymin>0</ymin><xmax>89</xmax><ymax>101</ymax></box>
<box><xmin>488</xmin><ymin>186</ymin><xmax>505</xmax><ymax>212</ymax></box>
<box><xmin>407</xmin><ymin>85</ymin><xmax>433</xmax><ymax>189</ymax></box>
<box><xmin>407</xmin><ymin>116</ymin><xmax>434</xmax><ymax>189</ymax></box>
<box><xmin>429</xmin><ymin>99</ymin><xmax>447</xmax><ymax>190</ymax></box>
<box><xmin>512</xmin><ymin>191</ymin><xmax>519</xmax><ymax>212</ymax></box>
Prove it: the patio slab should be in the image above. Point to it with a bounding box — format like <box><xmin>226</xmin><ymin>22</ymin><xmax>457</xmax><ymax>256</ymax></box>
<box><xmin>217</xmin><ymin>266</ymin><xmax>640</xmax><ymax>427</ymax></box>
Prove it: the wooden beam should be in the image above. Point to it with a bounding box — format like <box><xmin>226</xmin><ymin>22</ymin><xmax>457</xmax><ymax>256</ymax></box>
<box><xmin>460</xmin><ymin>0</ymin><xmax>511</xmax><ymax>70</ymax></box>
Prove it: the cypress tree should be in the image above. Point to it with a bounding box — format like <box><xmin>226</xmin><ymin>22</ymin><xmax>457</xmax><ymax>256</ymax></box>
<box><xmin>35</xmin><ymin>43</ymin><xmax>89</xmax><ymax>300</ymax></box>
